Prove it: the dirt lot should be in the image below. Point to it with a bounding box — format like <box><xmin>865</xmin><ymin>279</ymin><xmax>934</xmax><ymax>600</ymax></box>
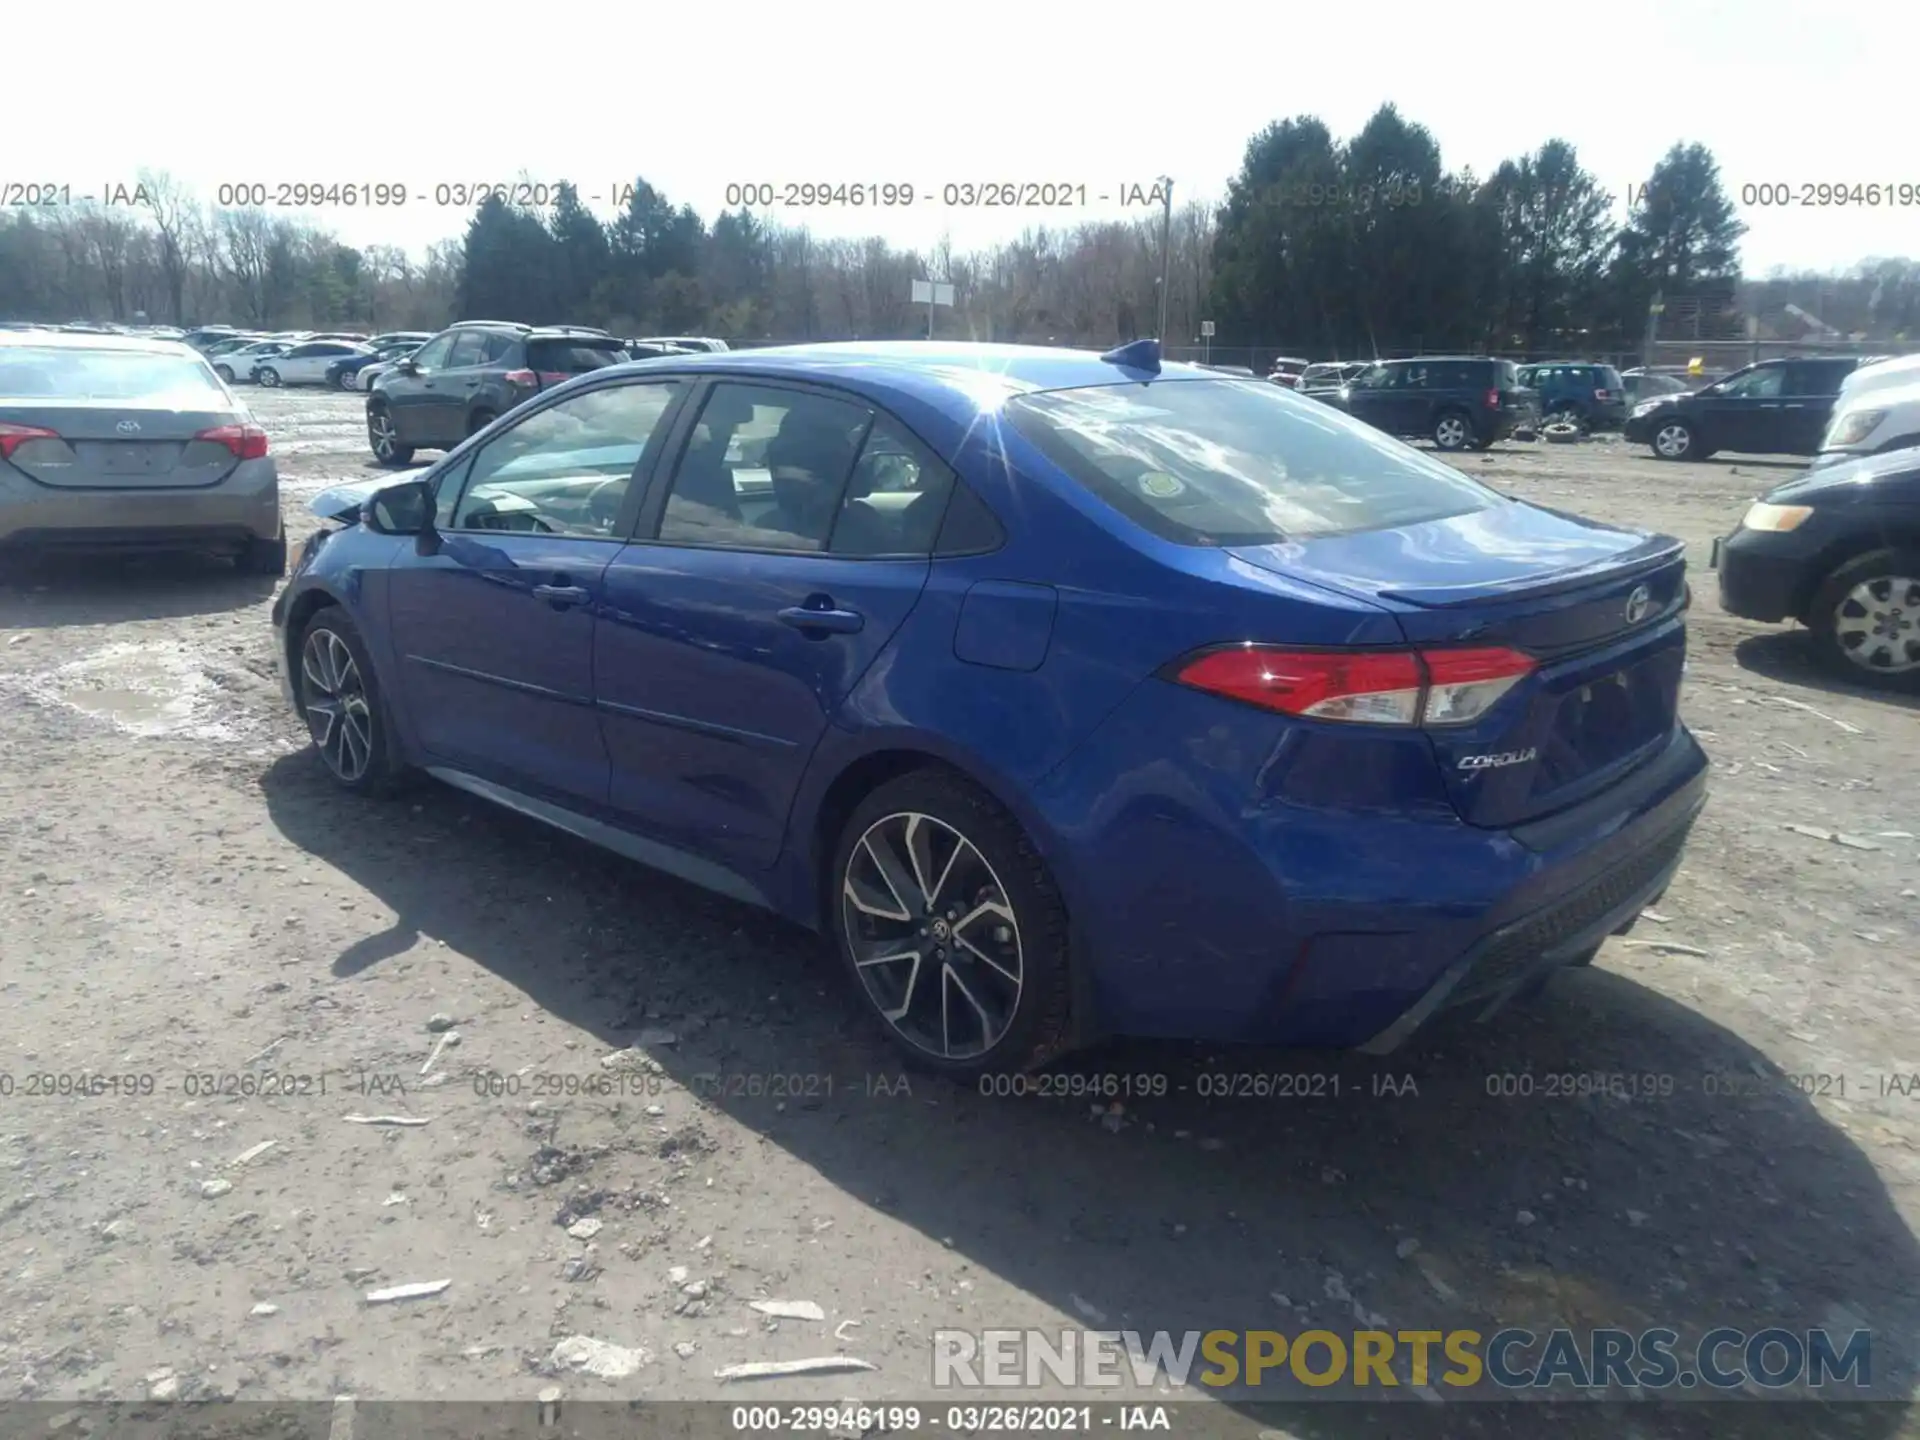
<box><xmin>1</xmin><ymin>389</ymin><xmax>1917</xmax><ymax>1438</ymax></box>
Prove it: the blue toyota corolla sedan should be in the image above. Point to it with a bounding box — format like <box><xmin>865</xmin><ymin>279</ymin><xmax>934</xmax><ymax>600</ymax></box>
<box><xmin>270</xmin><ymin>339</ymin><xmax>1708</xmax><ymax>1076</ymax></box>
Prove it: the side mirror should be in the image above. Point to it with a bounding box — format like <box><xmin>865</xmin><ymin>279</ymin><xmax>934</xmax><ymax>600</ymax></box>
<box><xmin>395</xmin><ymin>358</ymin><xmax>419</xmax><ymax>375</ymax></box>
<box><xmin>363</xmin><ymin>479</ymin><xmax>434</xmax><ymax>536</ymax></box>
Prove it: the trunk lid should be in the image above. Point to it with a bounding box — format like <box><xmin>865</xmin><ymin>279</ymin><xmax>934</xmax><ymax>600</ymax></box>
<box><xmin>1229</xmin><ymin>499</ymin><xmax>1690</xmax><ymax>827</ymax></box>
<box><xmin>1</xmin><ymin>403</ymin><xmax>248</xmax><ymax>488</ymax></box>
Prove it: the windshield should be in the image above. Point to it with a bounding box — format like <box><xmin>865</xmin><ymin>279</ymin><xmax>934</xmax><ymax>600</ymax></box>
<box><xmin>1006</xmin><ymin>378</ymin><xmax>1502</xmax><ymax>545</ymax></box>
<box><xmin>0</xmin><ymin>346</ymin><xmax>230</xmax><ymax>403</ymax></box>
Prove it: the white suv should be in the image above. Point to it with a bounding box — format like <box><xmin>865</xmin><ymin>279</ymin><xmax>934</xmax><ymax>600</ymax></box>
<box><xmin>1817</xmin><ymin>360</ymin><xmax>1920</xmax><ymax>467</ymax></box>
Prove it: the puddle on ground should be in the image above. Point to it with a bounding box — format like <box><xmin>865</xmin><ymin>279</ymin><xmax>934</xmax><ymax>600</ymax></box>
<box><xmin>1</xmin><ymin>639</ymin><xmax>264</xmax><ymax>742</ymax></box>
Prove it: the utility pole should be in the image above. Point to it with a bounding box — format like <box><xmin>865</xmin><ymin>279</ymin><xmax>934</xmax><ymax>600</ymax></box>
<box><xmin>1155</xmin><ymin>177</ymin><xmax>1174</xmax><ymax>341</ymax></box>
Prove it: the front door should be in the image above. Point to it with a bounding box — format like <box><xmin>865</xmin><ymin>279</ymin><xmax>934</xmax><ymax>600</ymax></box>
<box><xmin>1695</xmin><ymin>363</ymin><xmax>1787</xmax><ymax>454</ymax></box>
<box><xmin>595</xmin><ymin>381</ymin><xmax>953</xmax><ymax>871</ymax></box>
<box><xmin>385</xmin><ymin>332</ymin><xmax>458</xmax><ymax>446</ymax></box>
<box><xmin>384</xmin><ymin>377</ymin><xmax>686</xmax><ymax>804</ymax></box>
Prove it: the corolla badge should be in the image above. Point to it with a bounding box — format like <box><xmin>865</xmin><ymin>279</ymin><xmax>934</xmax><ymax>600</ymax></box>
<box><xmin>1624</xmin><ymin>583</ymin><xmax>1653</xmax><ymax>624</ymax></box>
<box><xmin>1459</xmin><ymin>748</ymin><xmax>1538</xmax><ymax>771</ymax></box>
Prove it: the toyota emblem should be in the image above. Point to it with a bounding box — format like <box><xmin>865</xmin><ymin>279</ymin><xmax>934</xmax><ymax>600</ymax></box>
<box><xmin>115</xmin><ymin>420</ymin><xmax>141</xmax><ymax>434</ymax></box>
<box><xmin>1624</xmin><ymin>584</ymin><xmax>1653</xmax><ymax>625</ymax></box>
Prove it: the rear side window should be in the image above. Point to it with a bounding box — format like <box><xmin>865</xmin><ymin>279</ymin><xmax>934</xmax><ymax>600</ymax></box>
<box><xmin>0</xmin><ymin>346</ymin><xmax>228</xmax><ymax>404</ymax></box>
<box><xmin>528</xmin><ymin>340</ymin><xmax>628</xmax><ymax>374</ymax></box>
<box><xmin>1598</xmin><ymin>367</ymin><xmax>1624</xmax><ymax>390</ymax></box>
<box><xmin>1006</xmin><ymin>378</ymin><xmax>1502</xmax><ymax>546</ymax></box>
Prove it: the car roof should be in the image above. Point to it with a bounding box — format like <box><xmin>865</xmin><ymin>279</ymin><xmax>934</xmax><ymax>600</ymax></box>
<box><xmin>0</xmin><ymin>329</ymin><xmax>199</xmax><ymax>356</ymax></box>
<box><xmin>591</xmin><ymin>341</ymin><xmax>1250</xmax><ymax>420</ymax></box>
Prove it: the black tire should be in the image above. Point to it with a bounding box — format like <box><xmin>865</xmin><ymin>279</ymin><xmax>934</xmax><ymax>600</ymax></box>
<box><xmin>240</xmin><ymin>529</ymin><xmax>286</xmax><ymax>576</ymax></box>
<box><xmin>1432</xmin><ymin>409</ymin><xmax>1473</xmax><ymax>451</ymax></box>
<box><xmin>829</xmin><ymin>769</ymin><xmax>1074</xmax><ymax>1078</ymax></box>
<box><xmin>366</xmin><ymin>403</ymin><xmax>415</xmax><ymax>467</ymax></box>
<box><xmin>330</xmin><ymin>370</ymin><xmax>350</xmax><ymax>390</ymax></box>
<box><xmin>1650</xmin><ymin>418</ymin><xmax>1697</xmax><ymax>461</ymax></box>
<box><xmin>215</xmin><ymin>364</ymin><xmax>236</xmax><ymax>383</ymax></box>
<box><xmin>1547</xmin><ymin>403</ymin><xmax>1588</xmax><ymax>434</ymax></box>
<box><xmin>292</xmin><ymin>605</ymin><xmax>410</xmax><ymax>795</ymax></box>
<box><xmin>1807</xmin><ymin>548</ymin><xmax>1920</xmax><ymax>692</ymax></box>
<box><xmin>257</xmin><ymin>367</ymin><xmax>282</xmax><ymax>388</ymax></box>
<box><xmin>467</xmin><ymin>407</ymin><xmax>498</xmax><ymax>436</ymax></box>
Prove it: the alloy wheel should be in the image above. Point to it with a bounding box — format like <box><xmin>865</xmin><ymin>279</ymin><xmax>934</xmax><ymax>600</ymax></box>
<box><xmin>369</xmin><ymin>410</ymin><xmax>397</xmax><ymax>460</ymax></box>
<box><xmin>841</xmin><ymin>811</ymin><xmax>1024</xmax><ymax>1061</ymax></box>
<box><xmin>1654</xmin><ymin>423</ymin><xmax>1691</xmax><ymax>458</ymax></box>
<box><xmin>1435</xmin><ymin>416</ymin><xmax>1468</xmax><ymax>450</ymax></box>
<box><xmin>1833</xmin><ymin>574</ymin><xmax>1920</xmax><ymax>675</ymax></box>
<box><xmin>260</xmin><ymin>369</ymin><xmax>280</xmax><ymax>388</ymax></box>
<box><xmin>300</xmin><ymin>627</ymin><xmax>375</xmax><ymax>782</ymax></box>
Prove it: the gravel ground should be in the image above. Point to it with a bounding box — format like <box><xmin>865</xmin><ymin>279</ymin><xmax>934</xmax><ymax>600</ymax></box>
<box><xmin>1</xmin><ymin>388</ymin><xmax>1917</xmax><ymax>1439</ymax></box>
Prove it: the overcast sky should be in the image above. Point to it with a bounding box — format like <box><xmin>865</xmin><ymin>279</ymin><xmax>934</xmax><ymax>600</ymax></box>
<box><xmin>10</xmin><ymin>0</ymin><xmax>1908</xmax><ymax>275</ymax></box>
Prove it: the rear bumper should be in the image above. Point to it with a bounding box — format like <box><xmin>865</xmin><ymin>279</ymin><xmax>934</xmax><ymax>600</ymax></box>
<box><xmin>1360</xmin><ymin>773</ymin><xmax>1702</xmax><ymax>1052</ymax></box>
<box><xmin>1030</xmin><ymin>676</ymin><xmax>1712</xmax><ymax>1051</ymax></box>
<box><xmin>0</xmin><ymin>460</ymin><xmax>280</xmax><ymax>550</ymax></box>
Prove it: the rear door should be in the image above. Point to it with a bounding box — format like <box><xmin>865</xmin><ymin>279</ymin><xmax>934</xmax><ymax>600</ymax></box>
<box><xmin>417</xmin><ymin>330</ymin><xmax>498</xmax><ymax>443</ymax></box>
<box><xmin>1778</xmin><ymin>360</ymin><xmax>1854</xmax><ymax>454</ymax></box>
<box><xmin>595</xmin><ymin>379</ymin><xmax>948</xmax><ymax>871</ymax></box>
<box><xmin>0</xmin><ymin>344</ymin><xmax>250</xmax><ymax>489</ymax></box>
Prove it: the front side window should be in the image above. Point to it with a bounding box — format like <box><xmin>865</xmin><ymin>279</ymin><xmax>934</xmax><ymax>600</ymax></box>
<box><xmin>446</xmin><ymin>332</ymin><xmax>491</xmax><ymax>368</ymax></box>
<box><xmin>1006</xmin><ymin>378</ymin><xmax>1502</xmax><ymax>546</ymax></box>
<box><xmin>448</xmin><ymin>381</ymin><xmax>681</xmax><ymax>537</ymax></box>
<box><xmin>409</xmin><ymin>334</ymin><xmax>457</xmax><ymax>371</ymax></box>
<box><xmin>1719</xmin><ymin>366</ymin><xmax>1785</xmax><ymax>399</ymax></box>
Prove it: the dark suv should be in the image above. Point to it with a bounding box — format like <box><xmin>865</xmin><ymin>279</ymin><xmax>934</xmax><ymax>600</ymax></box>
<box><xmin>1623</xmin><ymin>356</ymin><xmax>1863</xmax><ymax>462</ymax></box>
<box><xmin>1516</xmin><ymin>361</ymin><xmax>1627</xmax><ymax>431</ymax></box>
<box><xmin>1337</xmin><ymin>357</ymin><xmax>1537</xmax><ymax>451</ymax></box>
<box><xmin>365</xmin><ymin>322</ymin><xmax>629</xmax><ymax>465</ymax></box>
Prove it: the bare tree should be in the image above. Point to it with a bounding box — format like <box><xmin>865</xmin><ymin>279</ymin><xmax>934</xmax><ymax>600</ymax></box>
<box><xmin>136</xmin><ymin>169</ymin><xmax>199</xmax><ymax>323</ymax></box>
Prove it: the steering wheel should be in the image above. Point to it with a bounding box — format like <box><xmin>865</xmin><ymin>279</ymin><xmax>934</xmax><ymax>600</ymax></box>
<box><xmin>584</xmin><ymin>477</ymin><xmax>627</xmax><ymax>530</ymax></box>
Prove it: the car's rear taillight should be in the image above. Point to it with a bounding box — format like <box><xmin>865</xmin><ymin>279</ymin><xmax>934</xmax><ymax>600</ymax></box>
<box><xmin>0</xmin><ymin>422</ymin><xmax>59</xmax><ymax>459</ymax></box>
<box><xmin>1485</xmin><ymin>388</ymin><xmax>1502</xmax><ymax>408</ymax></box>
<box><xmin>538</xmin><ymin>370</ymin><xmax>572</xmax><ymax>385</ymax></box>
<box><xmin>1419</xmin><ymin>647</ymin><xmax>1537</xmax><ymax>725</ymax></box>
<box><xmin>194</xmin><ymin>423</ymin><xmax>269</xmax><ymax>460</ymax></box>
<box><xmin>504</xmin><ymin>369</ymin><xmax>538</xmax><ymax>387</ymax></box>
<box><xmin>1172</xmin><ymin>644</ymin><xmax>1535</xmax><ymax>727</ymax></box>
<box><xmin>1594</xmin><ymin>387</ymin><xmax>1611</xmax><ymax>401</ymax></box>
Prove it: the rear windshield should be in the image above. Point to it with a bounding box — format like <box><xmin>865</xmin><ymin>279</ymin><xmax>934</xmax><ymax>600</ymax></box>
<box><xmin>0</xmin><ymin>346</ymin><xmax>228</xmax><ymax>403</ymax></box>
<box><xmin>1006</xmin><ymin>378</ymin><xmax>1502</xmax><ymax>545</ymax></box>
<box><xmin>1498</xmin><ymin>361</ymin><xmax>1522</xmax><ymax>386</ymax></box>
<box><xmin>528</xmin><ymin>340</ymin><xmax>628</xmax><ymax>373</ymax></box>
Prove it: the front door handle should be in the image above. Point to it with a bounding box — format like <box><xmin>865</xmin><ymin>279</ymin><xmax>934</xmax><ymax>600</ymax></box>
<box><xmin>778</xmin><ymin>604</ymin><xmax>864</xmax><ymax>635</ymax></box>
<box><xmin>532</xmin><ymin>584</ymin><xmax>592</xmax><ymax>607</ymax></box>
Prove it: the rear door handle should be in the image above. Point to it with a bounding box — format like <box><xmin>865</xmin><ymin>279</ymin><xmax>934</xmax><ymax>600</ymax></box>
<box><xmin>778</xmin><ymin>605</ymin><xmax>864</xmax><ymax>634</ymax></box>
<box><xmin>532</xmin><ymin>584</ymin><xmax>591</xmax><ymax>607</ymax></box>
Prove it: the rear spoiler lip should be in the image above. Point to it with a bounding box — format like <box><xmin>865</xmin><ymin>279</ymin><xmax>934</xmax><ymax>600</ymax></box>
<box><xmin>1375</xmin><ymin>533</ymin><xmax>1687</xmax><ymax>609</ymax></box>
